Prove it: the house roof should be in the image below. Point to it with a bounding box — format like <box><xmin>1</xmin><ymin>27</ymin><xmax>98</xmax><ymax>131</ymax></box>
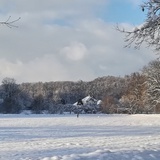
<box><xmin>73</xmin><ymin>95</ymin><xmax>101</xmax><ymax>106</ymax></box>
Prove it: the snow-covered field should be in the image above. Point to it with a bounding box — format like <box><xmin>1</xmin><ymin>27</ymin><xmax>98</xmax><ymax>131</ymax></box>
<box><xmin>0</xmin><ymin>114</ymin><xmax>160</xmax><ymax>160</ymax></box>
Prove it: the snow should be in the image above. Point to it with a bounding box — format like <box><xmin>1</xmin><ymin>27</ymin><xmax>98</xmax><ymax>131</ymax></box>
<box><xmin>0</xmin><ymin>114</ymin><xmax>160</xmax><ymax>160</ymax></box>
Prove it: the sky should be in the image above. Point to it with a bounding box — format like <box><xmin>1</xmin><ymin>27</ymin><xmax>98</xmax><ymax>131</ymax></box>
<box><xmin>0</xmin><ymin>0</ymin><xmax>157</xmax><ymax>83</ymax></box>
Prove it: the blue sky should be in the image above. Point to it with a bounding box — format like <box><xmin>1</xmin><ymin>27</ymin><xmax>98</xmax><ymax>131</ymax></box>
<box><xmin>0</xmin><ymin>0</ymin><xmax>157</xmax><ymax>83</ymax></box>
<box><xmin>43</xmin><ymin>0</ymin><xmax>145</xmax><ymax>27</ymax></box>
<box><xmin>104</xmin><ymin>0</ymin><xmax>145</xmax><ymax>24</ymax></box>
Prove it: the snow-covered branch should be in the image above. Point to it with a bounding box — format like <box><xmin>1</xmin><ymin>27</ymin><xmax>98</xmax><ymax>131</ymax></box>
<box><xmin>117</xmin><ymin>0</ymin><xmax>160</xmax><ymax>54</ymax></box>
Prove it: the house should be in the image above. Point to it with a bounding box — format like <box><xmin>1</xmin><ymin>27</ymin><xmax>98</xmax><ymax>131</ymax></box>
<box><xmin>73</xmin><ymin>95</ymin><xmax>101</xmax><ymax>114</ymax></box>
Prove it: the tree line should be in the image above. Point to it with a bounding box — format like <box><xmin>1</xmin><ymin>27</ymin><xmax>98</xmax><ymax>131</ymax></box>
<box><xmin>0</xmin><ymin>59</ymin><xmax>159</xmax><ymax>114</ymax></box>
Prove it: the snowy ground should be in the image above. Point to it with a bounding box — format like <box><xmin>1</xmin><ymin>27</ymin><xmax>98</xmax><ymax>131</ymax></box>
<box><xmin>0</xmin><ymin>114</ymin><xmax>160</xmax><ymax>160</ymax></box>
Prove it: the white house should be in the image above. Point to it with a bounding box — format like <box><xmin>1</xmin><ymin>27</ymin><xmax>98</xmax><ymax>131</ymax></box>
<box><xmin>73</xmin><ymin>95</ymin><xmax>101</xmax><ymax>113</ymax></box>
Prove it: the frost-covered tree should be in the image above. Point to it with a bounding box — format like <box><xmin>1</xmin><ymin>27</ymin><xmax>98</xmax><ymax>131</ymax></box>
<box><xmin>120</xmin><ymin>73</ymin><xmax>146</xmax><ymax>114</ymax></box>
<box><xmin>1</xmin><ymin>78</ymin><xmax>22</xmax><ymax>113</ymax></box>
<box><xmin>30</xmin><ymin>94</ymin><xmax>45</xmax><ymax>114</ymax></box>
<box><xmin>117</xmin><ymin>0</ymin><xmax>160</xmax><ymax>53</ymax></box>
<box><xmin>143</xmin><ymin>60</ymin><xmax>160</xmax><ymax>113</ymax></box>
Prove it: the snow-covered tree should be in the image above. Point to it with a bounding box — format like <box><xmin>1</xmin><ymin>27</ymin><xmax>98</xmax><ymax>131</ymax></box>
<box><xmin>30</xmin><ymin>94</ymin><xmax>45</xmax><ymax>114</ymax></box>
<box><xmin>120</xmin><ymin>73</ymin><xmax>147</xmax><ymax>114</ymax></box>
<box><xmin>117</xmin><ymin>0</ymin><xmax>160</xmax><ymax>53</ymax></box>
<box><xmin>143</xmin><ymin>60</ymin><xmax>160</xmax><ymax>113</ymax></box>
<box><xmin>1</xmin><ymin>78</ymin><xmax>22</xmax><ymax>113</ymax></box>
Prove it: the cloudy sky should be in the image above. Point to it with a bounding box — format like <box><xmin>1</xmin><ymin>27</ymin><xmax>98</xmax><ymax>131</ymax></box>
<box><xmin>0</xmin><ymin>0</ymin><xmax>157</xmax><ymax>83</ymax></box>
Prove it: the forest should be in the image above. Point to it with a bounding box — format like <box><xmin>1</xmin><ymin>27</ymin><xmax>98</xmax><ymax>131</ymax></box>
<box><xmin>0</xmin><ymin>59</ymin><xmax>159</xmax><ymax>114</ymax></box>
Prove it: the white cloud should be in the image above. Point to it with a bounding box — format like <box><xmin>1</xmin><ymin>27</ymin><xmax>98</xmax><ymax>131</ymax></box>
<box><xmin>61</xmin><ymin>42</ymin><xmax>88</xmax><ymax>61</ymax></box>
<box><xmin>0</xmin><ymin>0</ymin><xmax>157</xmax><ymax>83</ymax></box>
<box><xmin>0</xmin><ymin>59</ymin><xmax>22</xmax><ymax>78</ymax></box>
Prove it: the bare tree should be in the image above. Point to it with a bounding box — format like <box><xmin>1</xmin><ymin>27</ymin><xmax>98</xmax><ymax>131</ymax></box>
<box><xmin>101</xmin><ymin>96</ymin><xmax>118</xmax><ymax>114</ymax></box>
<box><xmin>117</xmin><ymin>0</ymin><xmax>160</xmax><ymax>53</ymax></box>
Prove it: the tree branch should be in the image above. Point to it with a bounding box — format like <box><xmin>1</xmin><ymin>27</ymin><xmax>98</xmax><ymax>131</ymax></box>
<box><xmin>117</xmin><ymin>0</ymin><xmax>160</xmax><ymax>54</ymax></box>
<box><xmin>0</xmin><ymin>16</ymin><xmax>21</xmax><ymax>28</ymax></box>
